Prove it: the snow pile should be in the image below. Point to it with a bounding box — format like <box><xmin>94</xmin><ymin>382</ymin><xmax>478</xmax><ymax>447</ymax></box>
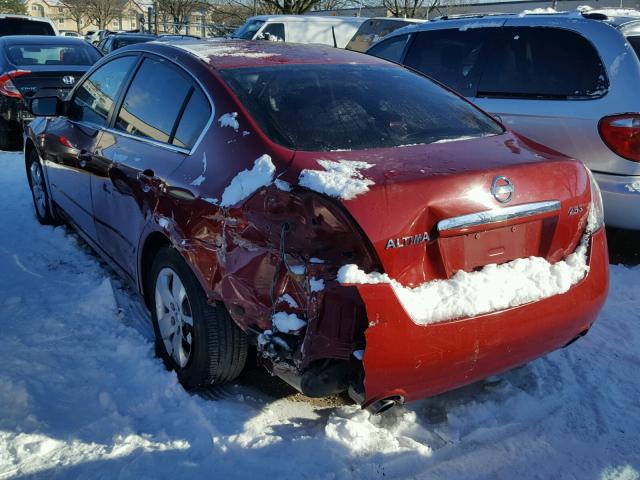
<box><xmin>220</xmin><ymin>154</ymin><xmax>275</xmax><ymax>207</ymax></box>
<box><xmin>218</xmin><ymin>112</ymin><xmax>239</xmax><ymax>131</ymax></box>
<box><xmin>298</xmin><ymin>160</ymin><xmax>374</xmax><ymax>201</ymax></box>
<box><xmin>190</xmin><ymin>152</ymin><xmax>207</xmax><ymax>186</ymax></box>
<box><xmin>338</xmin><ymin>211</ymin><xmax>595</xmax><ymax>325</ymax></box>
<box><xmin>310</xmin><ymin>277</ymin><xmax>325</xmax><ymax>292</ymax></box>
<box><xmin>277</xmin><ymin>293</ymin><xmax>298</xmax><ymax>308</ymax></box>
<box><xmin>458</xmin><ymin>21</ymin><xmax>505</xmax><ymax>31</ymax></box>
<box><xmin>272</xmin><ymin>312</ymin><xmax>306</xmax><ymax>333</ymax></box>
<box><xmin>520</xmin><ymin>7</ymin><xmax>558</xmax><ymax>15</ymax></box>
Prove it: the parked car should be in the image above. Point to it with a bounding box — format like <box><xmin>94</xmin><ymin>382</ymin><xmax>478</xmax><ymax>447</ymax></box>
<box><xmin>158</xmin><ymin>34</ymin><xmax>201</xmax><ymax>41</ymax></box>
<box><xmin>368</xmin><ymin>9</ymin><xmax>640</xmax><ymax>230</ymax></box>
<box><xmin>0</xmin><ymin>14</ymin><xmax>57</xmax><ymax>37</ymax></box>
<box><xmin>232</xmin><ymin>15</ymin><xmax>366</xmax><ymax>47</ymax></box>
<box><xmin>84</xmin><ymin>30</ymin><xmax>96</xmax><ymax>41</ymax></box>
<box><xmin>345</xmin><ymin>17</ymin><xmax>424</xmax><ymax>52</ymax></box>
<box><xmin>60</xmin><ymin>30</ymin><xmax>83</xmax><ymax>38</ymax></box>
<box><xmin>0</xmin><ymin>35</ymin><xmax>101</xmax><ymax>150</ymax></box>
<box><xmin>24</xmin><ymin>40</ymin><xmax>608</xmax><ymax>412</ymax></box>
<box><xmin>97</xmin><ymin>33</ymin><xmax>157</xmax><ymax>54</ymax></box>
<box><xmin>87</xmin><ymin>30</ymin><xmax>111</xmax><ymax>45</ymax></box>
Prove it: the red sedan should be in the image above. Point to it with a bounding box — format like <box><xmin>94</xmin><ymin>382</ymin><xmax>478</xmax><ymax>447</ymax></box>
<box><xmin>24</xmin><ymin>40</ymin><xmax>609</xmax><ymax>413</ymax></box>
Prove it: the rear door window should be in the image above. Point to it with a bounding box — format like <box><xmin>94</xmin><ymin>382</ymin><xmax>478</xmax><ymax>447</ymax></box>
<box><xmin>367</xmin><ymin>34</ymin><xmax>411</xmax><ymax>63</ymax></box>
<box><xmin>0</xmin><ymin>18</ymin><xmax>55</xmax><ymax>36</ymax></box>
<box><xmin>115</xmin><ymin>57</ymin><xmax>193</xmax><ymax>144</ymax></box>
<box><xmin>68</xmin><ymin>55</ymin><xmax>136</xmax><ymax>127</ymax></box>
<box><xmin>403</xmin><ymin>29</ymin><xmax>492</xmax><ymax>97</ymax></box>
<box><xmin>172</xmin><ymin>87</ymin><xmax>211</xmax><ymax>149</ymax></box>
<box><xmin>478</xmin><ymin>27</ymin><xmax>608</xmax><ymax>99</ymax></box>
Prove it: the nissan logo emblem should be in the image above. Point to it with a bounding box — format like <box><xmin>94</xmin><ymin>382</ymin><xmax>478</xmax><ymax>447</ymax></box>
<box><xmin>491</xmin><ymin>176</ymin><xmax>514</xmax><ymax>203</ymax></box>
<box><xmin>62</xmin><ymin>76</ymin><xmax>75</xmax><ymax>85</ymax></box>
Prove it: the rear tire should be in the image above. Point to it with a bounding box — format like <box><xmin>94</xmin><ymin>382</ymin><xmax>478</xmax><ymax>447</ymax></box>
<box><xmin>149</xmin><ymin>246</ymin><xmax>247</xmax><ymax>388</ymax></box>
<box><xmin>0</xmin><ymin>119</ymin><xmax>20</xmax><ymax>151</ymax></box>
<box><xmin>27</xmin><ymin>149</ymin><xmax>58</xmax><ymax>225</ymax></box>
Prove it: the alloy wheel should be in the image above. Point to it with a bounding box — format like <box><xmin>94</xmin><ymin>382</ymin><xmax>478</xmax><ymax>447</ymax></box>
<box><xmin>154</xmin><ymin>267</ymin><xmax>194</xmax><ymax>368</ymax></box>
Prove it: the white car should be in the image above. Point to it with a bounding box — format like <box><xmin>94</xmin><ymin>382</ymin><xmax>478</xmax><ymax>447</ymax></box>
<box><xmin>0</xmin><ymin>14</ymin><xmax>58</xmax><ymax>36</ymax></box>
<box><xmin>60</xmin><ymin>30</ymin><xmax>82</xmax><ymax>38</ymax></box>
<box><xmin>232</xmin><ymin>15</ymin><xmax>366</xmax><ymax>48</ymax></box>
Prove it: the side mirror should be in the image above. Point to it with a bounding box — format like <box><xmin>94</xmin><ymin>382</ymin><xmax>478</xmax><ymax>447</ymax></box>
<box><xmin>29</xmin><ymin>96</ymin><xmax>65</xmax><ymax>117</ymax></box>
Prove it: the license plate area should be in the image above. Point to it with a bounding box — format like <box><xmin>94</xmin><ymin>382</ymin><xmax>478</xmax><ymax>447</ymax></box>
<box><xmin>437</xmin><ymin>218</ymin><xmax>555</xmax><ymax>276</ymax></box>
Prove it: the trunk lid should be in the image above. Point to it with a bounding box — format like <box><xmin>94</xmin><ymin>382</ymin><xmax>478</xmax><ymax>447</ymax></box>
<box><xmin>290</xmin><ymin>132</ymin><xmax>591</xmax><ymax>286</ymax></box>
<box><xmin>8</xmin><ymin>66</ymin><xmax>88</xmax><ymax>99</ymax></box>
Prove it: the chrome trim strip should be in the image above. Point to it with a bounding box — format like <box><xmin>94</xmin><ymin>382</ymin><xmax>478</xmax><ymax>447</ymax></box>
<box><xmin>437</xmin><ymin>200</ymin><xmax>561</xmax><ymax>232</ymax></box>
<box><xmin>101</xmin><ymin>127</ymin><xmax>192</xmax><ymax>154</ymax></box>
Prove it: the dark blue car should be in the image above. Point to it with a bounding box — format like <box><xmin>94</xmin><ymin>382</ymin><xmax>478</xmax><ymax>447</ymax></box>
<box><xmin>0</xmin><ymin>35</ymin><xmax>101</xmax><ymax>150</ymax></box>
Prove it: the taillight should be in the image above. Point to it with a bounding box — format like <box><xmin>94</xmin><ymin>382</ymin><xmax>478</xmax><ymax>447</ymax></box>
<box><xmin>598</xmin><ymin>114</ymin><xmax>640</xmax><ymax>162</ymax></box>
<box><xmin>0</xmin><ymin>70</ymin><xmax>30</xmax><ymax>99</ymax></box>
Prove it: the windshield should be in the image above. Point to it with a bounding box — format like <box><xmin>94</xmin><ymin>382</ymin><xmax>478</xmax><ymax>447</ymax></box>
<box><xmin>7</xmin><ymin>44</ymin><xmax>100</xmax><ymax>66</ymax></box>
<box><xmin>220</xmin><ymin>64</ymin><xmax>503</xmax><ymax>151</ymax></box>
<box><xmin>232</xmin><ymin>20</ymin><xmax>265</xmax><ymax>39</ymax></box>
<box><xmin>114</xmin><ymin>37</ymin><xmax>153</xmax><ymax>50</ymax></box>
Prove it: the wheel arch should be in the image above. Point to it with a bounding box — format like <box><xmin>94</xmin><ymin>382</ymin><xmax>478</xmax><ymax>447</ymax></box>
<box><xmin>138</xmin><ymin>231</ymin><xmax>173</xmax><ymax>308</ymax></box>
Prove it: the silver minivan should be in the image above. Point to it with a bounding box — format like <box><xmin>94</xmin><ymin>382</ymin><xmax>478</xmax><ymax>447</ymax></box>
<box><xmin>368</xmin><ymin>9</ymin><xmax>640</xmax><ymax>230</ymax></box>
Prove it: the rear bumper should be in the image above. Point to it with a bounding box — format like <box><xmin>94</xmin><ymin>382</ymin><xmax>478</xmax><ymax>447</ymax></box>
<box><xmin>356</xmin><ymin>228</ymin><xmax>609</xmax><ymax>407</ymax></box>
<box><xmin>593</xmin><ymin>171</ymin><xmax>640</xmax><ymax>230</ymax></box>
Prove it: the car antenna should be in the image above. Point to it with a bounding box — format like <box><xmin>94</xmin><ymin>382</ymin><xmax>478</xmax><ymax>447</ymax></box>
<box><xmin>332</xmin><ymin>26</ymin><xmax>337</xmax><ymax>48</ymax></box>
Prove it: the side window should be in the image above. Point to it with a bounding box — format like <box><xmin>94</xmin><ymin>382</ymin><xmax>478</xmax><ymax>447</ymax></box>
<box><xmin>173</xmin><ymin>87</ymin><xmax>211</xmax><ymax>149</ymax></box>
<box><xmin>367</xmin><ymin>34</ymin><xmax>410</xmax><ymax>63</ymax></box>
<box><xmin>68</xmin><ymin>55</ymin><xmax>136</xmax><ymax>126</ymax></box>
<box><xmin>403</xmin><ymin>29</ymin><xmax>492</xmax><ymax>97</ymax></box>
<box><xmin>478</xmin><ymin>27</ymin><xmax>608</xmax><ymax>99</ymax></box>
<box><xmin>115</xmin><ymin>57</ymin><xmax>192</xmax><ymax>143</ymax></box>
<box><xmin>260</xmin><ymin>23</ymin><xmax>285</xmax><ymax>41</ymax></box>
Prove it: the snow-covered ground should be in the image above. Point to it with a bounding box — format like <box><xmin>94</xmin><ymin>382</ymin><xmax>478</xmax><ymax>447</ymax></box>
<box><xmin>0</xmin><ymin>150</ymin><xmax>639</xmax><ymax>479</ymax></box>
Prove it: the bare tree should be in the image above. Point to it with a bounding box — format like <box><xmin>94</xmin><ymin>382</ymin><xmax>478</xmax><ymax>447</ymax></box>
<box><xmin>60</xmin><ymin>0</ymin><xmax>90</xmax><ymax>32</ymax></box>
<box><xmin>156</xmin><ymin>0</ymin><xmax>204</xmax><ymax>27</ymax></box>
<box><xmin>382</xmin><ymin>0</ymin><xmax>425</xmax><ymax>18</ymax></box>
<box><xmin>313</xmin><ymin>0</ymin><xmax>349</xmax><ymax>11</ymax></box>
<box><xmin>257</xmin><ymin>0</ymin><xmax>324</xmax><ymax>15</ymax></box>
<box><xmin>86</xmin><ymin>0</ymin><xmax>127</xmax><ymax>30</ymax></box>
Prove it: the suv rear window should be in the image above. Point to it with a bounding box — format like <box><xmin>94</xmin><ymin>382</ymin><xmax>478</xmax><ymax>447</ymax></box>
<box><xmin>0</xmin><ymin>18</ymin><xmax>55</xmax><ymax>36</ymax></box>
<box><xmin>405</xmin><ymin>27</ymin><xmax>608</xmax><ymax>99</ymax></box>
<box><xmin>220</xmin><ymin>64</ymin><xmax>502</xmax><ymax>152</ymax></box>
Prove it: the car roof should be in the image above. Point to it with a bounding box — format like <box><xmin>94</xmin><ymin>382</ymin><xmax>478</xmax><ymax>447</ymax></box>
<box><xmin>133</xmin><ymin>39</ymin><xmax>388</xmax><ymax>70</ymax></box>
<box><xmin>382</xmin><ymin>8</ymin><xmax>640</xmax><ymax>38</ymax></box>
<box><xmin>0</xmin><ymin>35</ymin><xmax>88</xmax><ymax>45</ymax></box>
<box><xmin>247</xmin><ymin>14</ymin><xmax>365</xmax><ymax>23</ymax></box>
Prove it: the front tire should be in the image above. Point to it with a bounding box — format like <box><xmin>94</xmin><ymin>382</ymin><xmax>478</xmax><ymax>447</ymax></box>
<box><xmin>27</xmin><ymin>149</ymin><xmax>58</xmax><ymax>225</ymax></box>
<box><xmin>149</xmin><ymin>246</ymin><xmax>247</xmax><ymax>388</ymax></box>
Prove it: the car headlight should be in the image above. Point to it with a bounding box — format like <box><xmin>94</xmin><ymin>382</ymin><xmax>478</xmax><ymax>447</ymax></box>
<box><xmin>586</xmin><ymin>167</ymin><xmax>605</xmax><ymax>233</ymax></box>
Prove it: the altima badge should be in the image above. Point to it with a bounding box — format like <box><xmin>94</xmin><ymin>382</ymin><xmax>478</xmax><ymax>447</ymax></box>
<box><xmin>62</xmin><ymin>76</ymin><xmax>75</xmax><ymax>85</ymax></box>
<box><xmin>385</xmin><ymin>232</ymin><xmax>430</xmax><ymax>249</ymax></box>
<box><xmin>491</xmin><ymin>176</ymin><xmax>514</xmax><ymax>203</ymax></box>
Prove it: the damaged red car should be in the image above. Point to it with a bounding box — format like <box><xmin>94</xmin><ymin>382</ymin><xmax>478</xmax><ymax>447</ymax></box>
<box><xmin>25</xmin><ymin>40</ymin><xmax>609</xmax><ymax>413</ymax></box>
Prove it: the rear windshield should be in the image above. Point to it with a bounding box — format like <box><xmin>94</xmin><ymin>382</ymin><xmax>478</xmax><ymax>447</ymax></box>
<box><xmin>628</xmin><ymin>36</ymin><xmax>640</xmax><ymax>60</ymax></box>
<box><xmin>0</xmin><ymin>18</ymin><xmax>55</xmax><ymax>36</ymax></box>
<box><xmin>7</xmin><ymin>44</ymin><xmax>100</xmax><ymax>66</ymax></box>
<box><xmin>220</xmin><ymin>64</ymin><xmax>503</xmax><ymax>151</ymax></box>
<box><xmin>232</xmin><ymin>20</ymin><xmax>265</xmax><ymax>39</ymax></box>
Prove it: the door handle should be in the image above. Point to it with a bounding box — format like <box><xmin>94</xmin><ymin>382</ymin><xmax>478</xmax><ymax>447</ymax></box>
<box><xmin>137</xmin><ymin>169</ymin><xmax>163</xmax><ymax>193</ymax></box>
<box><xmin>78</xmin><ymin>150</ymin><xmax>91</xmax><ymax>168</ymax></box>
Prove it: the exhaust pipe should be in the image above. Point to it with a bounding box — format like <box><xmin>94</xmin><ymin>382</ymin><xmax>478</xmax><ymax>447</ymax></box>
<box><xmin>365</xmin><ymin>396</ymin><xmax>403</xmax><ymax>415</ymax></box>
